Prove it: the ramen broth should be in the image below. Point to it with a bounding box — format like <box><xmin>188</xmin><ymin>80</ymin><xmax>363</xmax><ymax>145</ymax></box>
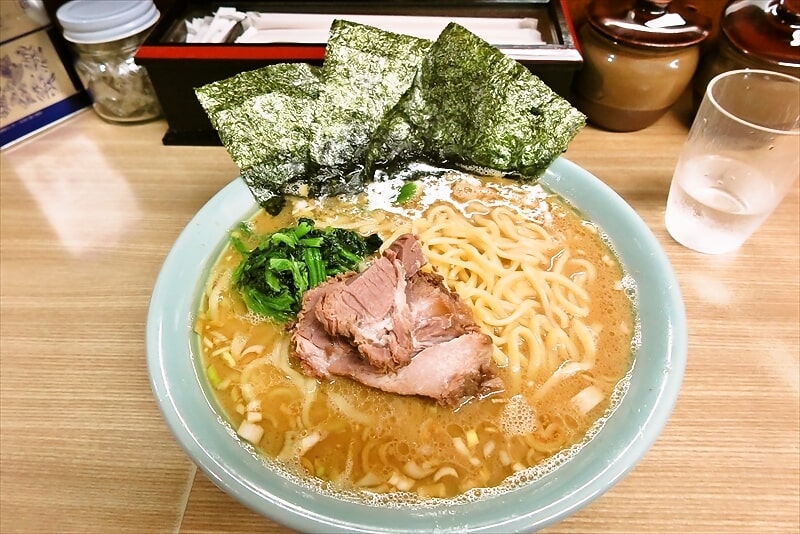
<box><xmin>195</xmin><ymin>173</ymin><xmax>637</xmax><ymax>501</ymax></box>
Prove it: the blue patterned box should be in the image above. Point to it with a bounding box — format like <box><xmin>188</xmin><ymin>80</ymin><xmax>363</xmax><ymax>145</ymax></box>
<box><xmin>0</xmin><ymin>0</ymin><xmax>90</xmax><ymax>149</ymax></box>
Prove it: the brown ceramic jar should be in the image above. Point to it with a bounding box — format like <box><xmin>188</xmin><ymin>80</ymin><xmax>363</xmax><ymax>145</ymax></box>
<box><xmin>692</xmin><ymin>0</ymin><xmax>800</xmax><ymax>108</ymax></box>
<box><xmin>573</xmin><ymin>0</ymin><xmax>711</xmax><ymax>132</ymax></box>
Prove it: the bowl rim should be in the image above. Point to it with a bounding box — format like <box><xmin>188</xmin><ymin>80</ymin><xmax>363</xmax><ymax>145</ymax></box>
<box><xmin>146</xmin><ymin>156</ymin><xmax>687</xmax><ymax>533</ymax></box>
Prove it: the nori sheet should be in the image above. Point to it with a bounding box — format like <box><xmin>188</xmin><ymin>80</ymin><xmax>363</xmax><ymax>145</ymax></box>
<box><xmin>364</xmin><ymin>23</ymin><xmax>586</xmax><ymax>180</ymax></box>
<box><xmin>305</xmin><ymin>20</ymin><xmax>432</xmax><ymax>196</ymax></box>
<box><xmin>195</xmin><ymin>63</ymin><xmax>321</xmax><ymax>212</ymax></box>
<box><xmin>195</xmin><ymin>21</ymin><xmax>585</xmax><ymax>213</ymax></box>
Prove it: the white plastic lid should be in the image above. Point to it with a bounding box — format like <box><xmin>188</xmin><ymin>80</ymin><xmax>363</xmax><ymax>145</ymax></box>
<box><xmin>56</xmin><ymin>0</ymin><xmax>160</xmax><ymax>44</ymax></box>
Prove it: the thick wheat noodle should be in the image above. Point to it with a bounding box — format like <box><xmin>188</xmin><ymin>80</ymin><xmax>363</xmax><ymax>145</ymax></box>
<box><xmin>431</xmin><ymin>209</ymin><xmax>550</xmax><ymax>266</ymax></box>
<box><xmin>327</xmin><ymin>389</ymin><xmax>374</xmax><ymax>426</ymax></box>
<box><xmin>490</xmin><ymin>205</ymin><xmax>553</xmax><ymax>240</ymax></box>
<box><xmin>424</xmin><ymin>238</ymin><xmax>509</xmax><ymax>282</ymax></box>
<box><xmin>528</xmin><ymin>314</ymin><xmax>562</xmax><ymax>374</ymax></box>
<box><xmin>547</xmin><ymin>256</ymin><xmax>592</xmax><ymax>316</ymax></box>
<box><xmin>457</xmin><ymin>269</ymin><xmax>487</xmax><ymax>291</ymax></box>
<box><xmin>473</xmin><ymin>204</ymin><xmax>540</xmax><ymax>240</ymax></box>
<box><xmin>477</xmin><ymin>209</ymin><xmax>555</xmax><ymax>261</ymax></box>
<box><xmin>298</xmin><ymin>389</ymin><xmax>316</xmax><ymax>428</ymax></box>
<box><xmin>269</xmin><ymin>336</ymin><xmax>316</xmax><ymax>394</ymax></box>
<box><xmin>571</xmin><ymin>320</ymin><xmax>597</xmax><ymax>368</ymax></box>
<box><xmin>504</xmin><ymin>324</ymin><xmax>542</xmax><ymax>393</ymax></box>
<box><xmin>546</xmin><ymin>327</ymin><xmax>579</xmax><ymax>363</ymax></box>
<box><xmin>570</xmin><ymin>257</ymin><xmax>597</xmax><ymax>280</ymax></box>
<box><xmin>465</xmin><ymin>293</ymin><xmax>529</xmax><ymax>369</ymax></box>
<box><xmin>532</xmin><ymin>319</ymin><xmax>597</xmax><ymax>401</ymax></box>
<box><xmin>525</xmin><ymin>422</ymin><xmax>570</xmax><ymax>455</ymax></box>
<box><xmin>414</xmin><ymin>203</ymin><xmax>596</xmax><ymax>399</ymax></box>
<box><xmin>541</xmin><ymin>268</ymin><xmax>589</xmax><ymax>304</ymax></box>
<box><xmin>475</xmin><ymin>296</ymin><xmax>538</xmax><ymax>328</ymax></box>
<box><xmin>506</xmin><ymin>322</ymin><xmax>546</xmax><ymax>381</ymax></box>
<box><xmin>360</xmin><ymin>440</ymin><xmax>378</xmax><ymax>479</ymax></box>
<box><xmin>519</xmin><ymin>262</ymin><xmax>566</xmax><ymax>327</ymax></box>
<box><xmin>427</xmin><ymin>206</ymin><xmax>494</xmax><ymax>246</ymax></box>
<box><xmin>493</xmin><ymin>271</ymin><xmax>544</xmax><ymax>307</ymax></box>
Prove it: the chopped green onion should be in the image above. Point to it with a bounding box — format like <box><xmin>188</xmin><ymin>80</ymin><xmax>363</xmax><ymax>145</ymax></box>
<box><xmin>206</xmin><ymin>364</ymin><xmax>220</xmax><ymax>388</ymax></box>
<box><xmin>229</xmin><ymin>234</ymin><xmax>249</xmax><ymax>255</ymax></box>
<box><xmin>395</xmin><ymin>182</ymin><xmax>418</xmax><ymax>204</ymax></box>
<box><xmin>237</xmin><ymin>221</ymin><xmax>254</xmax><ymax>237</ymax></box>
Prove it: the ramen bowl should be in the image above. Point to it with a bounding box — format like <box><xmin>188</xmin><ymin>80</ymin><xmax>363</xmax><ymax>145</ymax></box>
<box><xmin>146</xmin><ymin>156</ymin><xmax>687</xmax><ymax>532</ymax></box>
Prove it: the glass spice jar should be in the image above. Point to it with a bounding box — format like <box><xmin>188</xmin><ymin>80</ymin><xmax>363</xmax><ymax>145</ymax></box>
<box><xmin>572</xmin><ymin>0</ymin><xmax>711</xmax><ymax>132</ymax></box>
<box><xmin>56</xmin><ymin>0</ymin><xmax>162</xmax><ymax>123</ymax></box>
<box><xmin>692</xmin><ymin>0</ymin><xmax>800</xmax><ymax>110</ymax></box>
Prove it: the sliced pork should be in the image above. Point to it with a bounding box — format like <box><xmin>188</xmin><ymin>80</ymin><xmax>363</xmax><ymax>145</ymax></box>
<box><xmin>315</xmin><ymin>251</ymin><xmax>415</xmax><ymax>372</ymax></box>
<box><xmin>406</xmin><ymin>271</ymin><xmax>480</xmax><ymax>350</ymax></box>
<box><xmin>291</xmin><ymin>233</ymin><xmax>501</xmax><ymax>405</ymax></box>
<box><xmin>292</xmin><ymin>274</ymin><xmax>359</xmax><ymax>379</ymax></box>
<box><xmin>328</xmin><ymin>332</ymin><xmax>495</xmax><ymax>405</ymax></box>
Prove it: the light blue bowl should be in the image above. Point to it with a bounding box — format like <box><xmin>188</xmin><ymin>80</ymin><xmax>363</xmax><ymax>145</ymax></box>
<box><xmin>146</xmin><ymin>157</ymin><xmax>687</xmax><ymax>533</ymax></box>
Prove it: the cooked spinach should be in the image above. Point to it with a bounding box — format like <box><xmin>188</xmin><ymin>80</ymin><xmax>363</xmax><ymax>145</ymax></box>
<box><xmin>232</xmin><ymin>218</ymin><xmax>382</xmax><ymax>323</ymax></box>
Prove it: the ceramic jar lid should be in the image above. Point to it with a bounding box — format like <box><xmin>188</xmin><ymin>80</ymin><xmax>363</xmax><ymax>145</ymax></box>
<box><xmin>56</xmin><ymin>0</ymin><xmax>159</xmax><ymax>44</ymax></box>
<box><xmin>721</xmin><ymin>0</ymin><xmax>800</xmax><ymax>68</ymax></box>
<box><xmin>586</xmin><ymin>0</ymin><xmax>710</xmax><ymax>48</ymax></box>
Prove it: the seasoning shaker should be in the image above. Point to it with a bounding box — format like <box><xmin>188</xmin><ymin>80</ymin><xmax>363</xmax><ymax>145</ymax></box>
<box><xmin>56</xmin><ymin>0</ymin><xmax>162</xmax><ymax>123</ymax></box>
<box><xmin>692</xmin><ymin>0</ymin><xmax>800</xmax><ymax>109</ymax></box>
<box><xmin>572</xmin><ymin>0</ymin><xmax>711</xmax><ymax>132</ymax></box>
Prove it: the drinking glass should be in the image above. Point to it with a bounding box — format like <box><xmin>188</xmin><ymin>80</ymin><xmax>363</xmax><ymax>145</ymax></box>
<box><xmin>664</xmin><ymin>69</ymin><xmax>800</xmax><ymax>254</ymax></box>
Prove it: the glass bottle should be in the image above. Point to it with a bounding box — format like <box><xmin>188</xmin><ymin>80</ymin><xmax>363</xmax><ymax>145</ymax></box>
<box><xmin>572</xmin><ymin>0</ymin><xmax>711</xmax><ymax>132</ymax></box>
<box><xmin>56</xmin><ymin>0</ymin><xmax>162</xmax><ymax>123</ymax></box>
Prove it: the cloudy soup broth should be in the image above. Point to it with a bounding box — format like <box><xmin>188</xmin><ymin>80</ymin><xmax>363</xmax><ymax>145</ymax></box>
<box><xmin>194</xmin><ymin>172</ymin><xmax>638</xmax><ymax>503</ymax></box>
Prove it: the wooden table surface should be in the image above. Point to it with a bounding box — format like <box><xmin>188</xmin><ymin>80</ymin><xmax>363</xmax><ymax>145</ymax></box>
<box><xmin>2</xmin><ymin>99</ymin><xmax>798</xmax><ymax>533</ymax></box>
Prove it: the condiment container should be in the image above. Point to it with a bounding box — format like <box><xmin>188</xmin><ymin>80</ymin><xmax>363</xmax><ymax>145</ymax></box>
<box><xmin>572</xmin><ymin>0</ymin><xmax>711</xmax><ymax>132</ymax></box>
<box><xmin>56</xmin><ymin>0</ymin><xmax>162</xmax><ymax>123</ymax></box>
<box><xmin>692</xmin><ymin>0</ymin><xmax>800</xmax><ymax>108</ymax></box>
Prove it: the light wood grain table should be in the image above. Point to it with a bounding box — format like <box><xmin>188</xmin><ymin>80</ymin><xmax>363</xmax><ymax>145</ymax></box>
<box><xmin>2</xmin><ymin>98</ymin><xmax>798</xmax><ymax>533</ymax></box>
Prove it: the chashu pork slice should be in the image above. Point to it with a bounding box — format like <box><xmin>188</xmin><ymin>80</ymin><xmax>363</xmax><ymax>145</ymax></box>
<box><xmin>290</xmin><ymin>233</ymin><xmax>502</xmax><ymax>405</ymax></box>
<box><xmin>312</xmin><ymin>233</ymin><xmax>424</xmax><ymax>372</ymax></box>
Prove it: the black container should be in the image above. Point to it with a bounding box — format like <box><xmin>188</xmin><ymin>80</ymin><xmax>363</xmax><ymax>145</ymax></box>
<box><xmin>135</xmin><ymin>0</ymin><xmax>583</xmax><ymax>145</ymax></box>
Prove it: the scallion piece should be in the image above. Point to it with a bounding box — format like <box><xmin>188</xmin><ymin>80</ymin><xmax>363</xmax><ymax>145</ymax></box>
<box><xmin>395</xmin><ymin>182</ymin><xmax>418</xmax><ymax>204</ymax></box>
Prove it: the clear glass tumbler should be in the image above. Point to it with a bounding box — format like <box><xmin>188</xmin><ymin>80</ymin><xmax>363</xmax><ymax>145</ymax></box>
<box><xmin>665</xmin><ymin>69</ymin><xmax>800</xmax><ymax>254</ymax></box>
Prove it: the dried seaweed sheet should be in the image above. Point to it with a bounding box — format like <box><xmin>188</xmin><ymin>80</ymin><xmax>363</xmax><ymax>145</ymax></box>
<box><xmin>306</xmin><ymin>20</ymin><xmax>431</xmax><ymax>195</ymax></box>
<box><xmin>195</xmin><ymin>22</ymin><xmax>430</xmax><ymax>212</ymax></box>
<box><xmin>364</xmin><ymin>23</ymin><xmax>586</xmax><ymax>180</ymax></box>
<box><xmin>195</xmin><ymin>63</ymin><xmax>321</xmax><ymax>211</ymax></box>
<box><xmin>196</xmin><ymin>21</ymin><xmax>585</xmax><ymax>213</ymax></box>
